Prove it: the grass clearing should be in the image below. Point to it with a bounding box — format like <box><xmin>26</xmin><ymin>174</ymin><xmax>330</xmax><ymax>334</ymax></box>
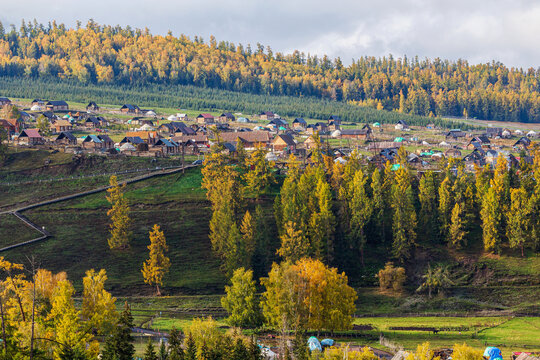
<box><xmin>0</xmin><ymin>213</ymin><xmax>43</xmax><ymax>247</ymax></box>
<box><xmin>353</xmin><ymin>316</ymin><xmax>540</xmax><ymax>354</ymax></box>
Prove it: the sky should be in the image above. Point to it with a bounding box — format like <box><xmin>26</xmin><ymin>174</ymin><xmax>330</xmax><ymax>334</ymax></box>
<box><xmin>1</xmin><ymin>0</ymin><xmax>539</xmax><ymax>69</ymax></box>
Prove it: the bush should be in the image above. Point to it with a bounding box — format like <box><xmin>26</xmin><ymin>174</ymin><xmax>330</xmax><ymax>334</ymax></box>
<box><xmin>377</xmin><ymin>262</ymin><xmax>406</xmax><ymax>292</ymax></box>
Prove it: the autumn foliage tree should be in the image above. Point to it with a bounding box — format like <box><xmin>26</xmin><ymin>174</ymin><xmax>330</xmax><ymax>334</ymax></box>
<box><xmin>142</xmin><ymin>225</ymin><xmax>171</xmax><ymax>295</ymax></box>
<box><xmin>106</xmin><ymin>175</ymin><xmax>132</xmax><ymax>250</ymax></box>
<box><xmin>377</xmin><ymin>262</ymin><xmax>406</xmax><ymax>292</ymax></box>
<box><xmin>82</xmin><ymin>269</ymin><xmax>117</xmax><ymax>334</ymax></box>
<box><xmin>261</xmin><ymin>258</ymin><xmax>357</xmax><ymax>333</ymax></box>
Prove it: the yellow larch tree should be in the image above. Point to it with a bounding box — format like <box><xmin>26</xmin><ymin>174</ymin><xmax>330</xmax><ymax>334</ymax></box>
<box><xmin>106</xmin><ymin>175</ymin><xmax>132</xmax><ymax>250</ymax></box>
<box><xmin>142</xmin><ymin>225</ymin><xmax>171</xmax><ymax>296</ymax></box>
<box><xmin>82</xmin><ymin>269</ymin><xmax>117</xmax><ymax>334</ymax></box>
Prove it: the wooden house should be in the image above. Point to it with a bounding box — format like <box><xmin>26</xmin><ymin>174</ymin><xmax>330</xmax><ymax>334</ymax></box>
<box><xmin>82</xmin><ymin>135</ymin><xmax>104</xmax><ymax>149</ymax></box>
<box><xmin>46</xmin><ymin>101</ymin><xmax>69</xmax><ymax>112</ymax></box>
<box><xmin>444</xmin><ymin>148</ymin><xmax>462</xmax><ymax>158</ymax></box>
<box><xmin>0</xmin><ymin>119</ymin><xmax>16</xmax><ymax>136</ymax></box>
<box><xmin>98</xmin><ymin>135</ymin><xmax>114</xmax><ymax>149</ymax></box>
<box><xmin>328</xmin><ymin>115</ymin><xmax>342</xmax><ymax>125</ymax></box>
<box><xmin>125</xmin><ymin>131</ymin><xmax>160</xmax><ymax>145</ymax></box>
<box><xmin>395</xmin><ymin>120</ymin><xmax>409</xmax><ymax>130</ymax></box>
<box><xmin>172</xmin><ymin>134</ymin><xmax>209</xmax><ymax>148</ymax></box>
<box><xmin>272</xmin><ymin>134</ymin><xmax>296</xmax><ymax>152</ymax></box>
<box><xmin>328</xmin><ymin>121</ymin><xmax>340</xmax><ymax>132</ymax></box>
<box><xmin>463</xmin><ymin>148</ymin><xmax>486</xmax><ymax>166</ymax></box>
<box><xmin>486</xmin><ymin>127</ymin><xmax>503</xmax><ymax>138</ymax></box>
<box><xmin>86</xmin><ymin>101</ymin><xmax>99</xmax><ymax>112</ymax></box>
<box><xmin>292</xmin><ymin>118</ymin><xmax>307</xmax><ymax>130</ymax></box>
<box><xmin>303</xmin><ymin>136</ymin><xmax>317</xmax><ymax>149</ymax></box>
<box><xmin>306</xmin><ymin>122</ymin><xmax>328</xmax><ymax>135</ymax></box>
<box><xmin>31</xmin><ymin>99</ymin><xmax>45</xmax><ymax>106</ymax></box>
<box><xmin>267</xmin><ymin>118</ymin><xmax>289</xmax><ymax>130</ymax></box>
<box><xmin>0</xmin><ymin>97</ymin><xmax>12</xmax><ymax>107</ymax></box>
<box><xmin>468</xmin><ymin>136</ymin><xmax>490</xmax><ymax>149</ymax></box>
<box><xmin>219</xmin><ymin>112</ymin><xmax>235</xmax><ymax>122</ymax></box>
<box><xmin>51</xmin><ymin>119</ymin><xmax>73</xmax><ymax>133</ymax></box>
<box><xmin>158</xmin><ymin>122</ymin><xmax>196</xmax><ymax>136</ymax></box>
<box><xmin>341</xmin><ymin>128</ymin><xmax>371</xmax><ymax>140</ymax></box>
<box><xmin>17</xmin><ymin>129</ymin><xmax>44</xmax><ymax>145</ymax></box>
<box><xmin>367</xmin><ymin>141</ymin><xmax>403</xmax><ymax>151</ymax></box>
<box><xmin>196</xmin><ymin>113</ymin><xmax>215</xmax><ymax>124</ymax></box>
<box><xmin>120</xmin><ymin>104</ymin><xmax>141</xmax><ymax>114</ymax></box>
<box><xmin>119</xmin><ymin>136</ymin><xmax>146</xmax><ymax>147</ymax></box>
<box><xmin>85</xmin><ymin>117</ymin><xmax>101</xmax><ymax>128</ymax></box>
<box><xmin>218</xmin><ymin>131</ymin><xmax>272</xmax><ymax>149</ymax></box>
<box><xmin>513</xmin><ymin>137</ymin><xmax>531</xmax><ymax>150</ymax></box>
<box><xmin>153</xmin><ymin>138</ymin><xmax>180</xmax><ymax>154</ymax></box>
<box><xmin>54</xmin><ymin>131</ymin><xmax>77</xmax><ymax>145</ymax></box>
<box><xmin>445</xmin><ymin>129</ymin><xmax>466</xmax><ymax>140</ymax></box>
<box><xmin>260</xmin><ymin>111</ymin><xmax>275</xmax><ymax>121</ymax></box>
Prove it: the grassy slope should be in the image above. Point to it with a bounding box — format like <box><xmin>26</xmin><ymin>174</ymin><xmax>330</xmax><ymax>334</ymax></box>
<box><xmin>3</xmin><ymin>169</ymin><xmax>226</xmax><ymax>294</ymax></box>
<box><xmin>0</xmin><ymin>149</ymin><xmax>196</xmax><ymax>210</ymax></box>
<box><xmin>0</xmin><ymin>213</ymin><xmax>43</xmax><ymax>246</ymax></box>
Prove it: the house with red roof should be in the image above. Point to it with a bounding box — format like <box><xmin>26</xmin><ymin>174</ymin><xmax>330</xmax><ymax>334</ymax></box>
<box><xmin>17</xmin><ymin>129</ymin><xmax>44</xmax><ymax>145</ymax></box>
<box><xmin>196</xmin><ymin>113</ymin><xmax>215</xmax><ymax>124</ymax></box>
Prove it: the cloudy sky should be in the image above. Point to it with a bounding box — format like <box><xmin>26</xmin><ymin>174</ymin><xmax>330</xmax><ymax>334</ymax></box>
<box><xmin>1</xmin><ymin>0</ymin><xmax>539</xmax><ymax>68</ymax></box>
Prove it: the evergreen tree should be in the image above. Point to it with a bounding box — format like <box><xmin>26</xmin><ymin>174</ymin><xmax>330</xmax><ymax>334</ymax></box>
<box><xmin>244</xmin><ymin>147</ymin><xmax>274</xmax><ymax>197</ymax></box>
<box><xmin>159</xmin><ymin>341</ymin><xmax>169</xmax><ymax>360</ymax></box>
<box><xmin>231</xmin><ymin>338</ymin><xmax>249</xmax><ymax>360</ymax></box>
<box><xmin>169</xmin><ymin>327</ymin><xmax>184</xmax><ymax>360</ymax></box>
<box><xmin>59</xmin><ymin>346</ymin><xmax>89</xmax><ymax>360</ymax></box>
<box><xmin>348</xmin><ymin>168</ymin><xmax>372</xmax><ymax>266</ymax></box>
<box><xmin>106</xmin><ymin>175</ymin><xmax>132</xmax><ymax>250</ymax></box>
<box><xmin>370</xmin><ymin>168</ymin><xmax>386</xmax><ymax>242</ymax></box>
<box><xmin>391</xmin><ymin>167</ymin><xmax>417</xmax><ymax>262</ymax></box>
<box><xmin>292</xmin><ymin>331</ymin><xmax>309</xmax><ymax>360</ymax></box>
<box><xmin>252</xmin><ymin>204</ymin><xmax>272</xmax><ymax>278</ymax></box>
<box><xmin>481</xmin><ymin>156</ymin><xmax>509</xmax><ymax>253</ymax></box>
<box><xmin>277</xmin><ymin>221</ymin><xmax>309</xmax><ymax>262</ymax></box>
<box><xmin>438</xmin><ymin>176</ymin><xmax>453</xmax><ymax>239</ymax></box>
<box><xmin>101</xmin><ymin>303</ymin><xmax>135</xmax><ymax>360</ymax></box>
<box><xmin>239</xmin><ymin>210</ymin><xmax>256</xmax><ymax>266</ymax></box>
<box><xmin>223</xmin><ymin>222</ymin><xmax>246</xmax><ymax>278</ymax></box>
<box><xmin>144</xmin><ymin>338</ymin><xmax>158</xmax><ymax>360</ymax></box>
<box><xmin>418</xmin><ymin>171</ymin><xmax>439</xmax><ymax>243</ymax></box>
<box><xmin>449</xmin><ymin>202</ymin><xmax>467</xmax><ymax>248</ymax></box>
<box><xmin>221</xmin><ymin>268</ymin><xmax>261</xmax><ymax>328</ymax></box>
<box><xmin>508</xmin><ymin>187</ymin><xmax>531</xmax><ymax>256</ymax></box>
<box><xmin>481</xmin><ymin>187</ymin><xmax>502</xmax><ymax>253</ymax></box>
<box><xmin>309</xmin><ymin>177</ymin><xmax>335</xmax><ymax>261</ymax></box>
<box><xmin>184</xmin><ymin>334</ymin><xmax>197</xmax><ymax>360</ymax></box>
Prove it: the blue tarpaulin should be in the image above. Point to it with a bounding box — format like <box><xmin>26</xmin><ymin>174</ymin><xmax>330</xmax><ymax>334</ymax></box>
<box><xmin>484</xmin><ymin>347</ymin><xmax>503</xmax><ymax>360</ymax></box>
<box><xmin>307</xmin><ymin>337</ymin><xmax>322</xmax><ymax>352</ymax></box>
<box><xmin>321</xmin><ymin>339</ymin><xmax>334</xmax><ymax>347</ymax></box>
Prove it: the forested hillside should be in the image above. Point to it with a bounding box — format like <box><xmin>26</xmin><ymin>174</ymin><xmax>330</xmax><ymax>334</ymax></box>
<box><xmin>1</xmin><ymin>20</ymin><xmax>540</xmax><ymax>122</ymax></box>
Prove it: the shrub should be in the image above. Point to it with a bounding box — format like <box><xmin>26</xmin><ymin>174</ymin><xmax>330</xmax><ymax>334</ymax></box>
<box><xmin>377</xmin><ymin>262</ymin><xmax>406</xmax><ymax>292</ymax></box>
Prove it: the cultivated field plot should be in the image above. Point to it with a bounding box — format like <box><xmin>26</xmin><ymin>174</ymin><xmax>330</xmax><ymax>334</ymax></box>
<box><xmin>354</xmin><ymin>316</ymin><xmax>540</xmax><ymax>353</ymax></box>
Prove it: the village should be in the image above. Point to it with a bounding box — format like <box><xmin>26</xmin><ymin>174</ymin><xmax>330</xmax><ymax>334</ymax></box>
<box><xmin>0</xmin><ymin>96</ymin><xmax>538</xmax><ymax>169</ymax></box>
